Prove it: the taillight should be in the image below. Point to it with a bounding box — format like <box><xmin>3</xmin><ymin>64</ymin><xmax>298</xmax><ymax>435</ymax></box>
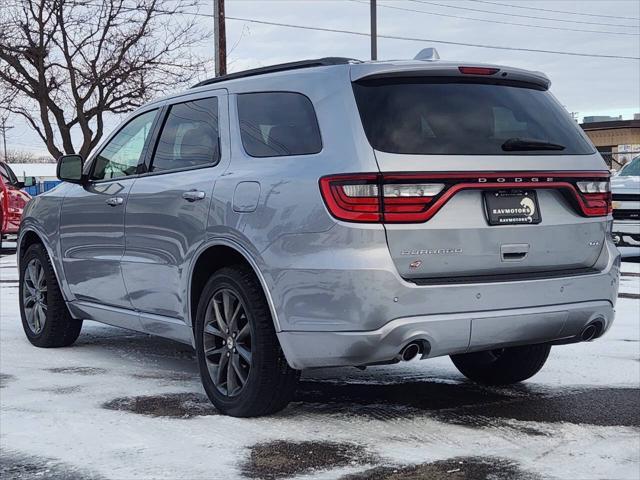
<box><xmin>382</xmin><ymin>182</ymin><xmax>445</xmax><ymax>222</ymax></box>
<box><xmin>576</xmin><ymin>180</ymin><xmax>611</xmax><ymax>216</ymax></box>
<box><xmin>319</xmin><ymin>174</ymin><xmax>447</xmax><ymax>223</ymax></box>
<box><xmin>320</xmin><ymin>172</ymin><xmax>611</xmax><ymax>223</ymax></box>
<box><xmin>576</xmin><ymin>181</ymin><xmax>609</xmax><ymax>194</ymax></box>
<box><xmin>319</xmin><ymin>174</ymin><xmax>381</xmax><ymax>222</ymax></box>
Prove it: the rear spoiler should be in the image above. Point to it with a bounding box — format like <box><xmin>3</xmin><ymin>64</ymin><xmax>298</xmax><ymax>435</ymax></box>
<box><xmin>350</xmin><ymin>63</ymin><xmax>551</xmax><ymax>90</ymax></box>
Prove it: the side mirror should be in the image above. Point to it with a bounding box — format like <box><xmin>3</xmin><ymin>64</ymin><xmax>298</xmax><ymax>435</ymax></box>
<box><xmin>23</xmin><ymin>176</ymin><xmax>37</xmax><ymax>187</ymax></box>
<box><xmin>57</xmin><ymin>154</ymin><xmax>84</xmax><ymax>183</ymax></box>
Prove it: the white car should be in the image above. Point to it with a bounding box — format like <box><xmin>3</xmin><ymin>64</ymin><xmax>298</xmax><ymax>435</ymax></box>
<box><xmin>612</xmin><ymin>155</ymin><xmax>640</xmax><ymax>258</ymax></box>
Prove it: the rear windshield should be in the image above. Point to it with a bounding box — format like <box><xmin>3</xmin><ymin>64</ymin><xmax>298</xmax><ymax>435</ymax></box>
<box><xmin>353</xmin><ymin>78</ymin><xmax>594</xmax><ymax>155</ymax></box>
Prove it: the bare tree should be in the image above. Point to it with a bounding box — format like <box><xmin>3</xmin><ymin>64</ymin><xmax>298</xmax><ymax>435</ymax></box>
<box><xmin>0</xmin><ymin>0</ymin><xmax>208</xmax><ymax>159</ymax></box>
<box><xmin>4</xmin><ymin>148</ymin><xmax>36</xmax><ymax>163</ymax></box>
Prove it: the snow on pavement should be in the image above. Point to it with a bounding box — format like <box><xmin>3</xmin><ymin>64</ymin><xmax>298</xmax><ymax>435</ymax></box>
<box><xmin>1</xmin><ymin>249</ymin><xmax>639</xmax><ymax>480</ymax></box>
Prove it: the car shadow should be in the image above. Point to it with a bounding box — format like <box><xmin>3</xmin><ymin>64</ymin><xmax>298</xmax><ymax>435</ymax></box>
<box><xmin>57</xmin><ymin>325</ymin><xmax>640</xmax><ymax>429</ymax></box>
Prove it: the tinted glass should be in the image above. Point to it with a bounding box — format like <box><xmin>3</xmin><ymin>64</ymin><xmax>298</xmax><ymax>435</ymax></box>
<box><xmin>237</xmin><ymin>92</ymin><xmax>322</xmax><ymax>157</ymax></box>
<box><xmin>92</xmin><ymin>110</ymin><xmax>157</xmax><ymax>180</ymax></box>
<box><xmin>353</xmin><ymin>79</ymin><xmax>594</xmax><ymax>155</ymax></box>
<box><xmin>619</xmin><ymin>156</ymin><xmax>640</xmax><ymax>176</ymax></box>
<box><xmin>151</xmin><ymin>98</ymin><xmax>219</xmax><ymax>172</ymax></box>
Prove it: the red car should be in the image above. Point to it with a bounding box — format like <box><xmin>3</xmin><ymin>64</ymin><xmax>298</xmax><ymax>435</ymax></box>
<box><xmin>0</xmin><ymin>161</ymin><xmax>33</xmax><ymax>249</ymax></box>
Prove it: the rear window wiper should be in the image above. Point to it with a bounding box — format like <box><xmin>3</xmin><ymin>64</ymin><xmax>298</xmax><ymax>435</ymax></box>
<box><xmin>501</xmin><ymin>138</ymin><xmax>565</xmax><ymax>152</ymax></box>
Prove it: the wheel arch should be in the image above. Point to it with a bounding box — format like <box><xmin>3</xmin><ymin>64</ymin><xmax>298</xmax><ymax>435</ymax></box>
<box><xmin>188</xmin><ymin>239</ymin><xmax>281</xmax><ymax>338</ymax></box>
<box><xmin>18</xmin><ymin>229</ymin><xmax>44</xmax><ymax>260</ymax></box>
<box><xmin>17</xmin><ymin>227</ymin><xmax>71</xmax><ymax>303</ymax></box>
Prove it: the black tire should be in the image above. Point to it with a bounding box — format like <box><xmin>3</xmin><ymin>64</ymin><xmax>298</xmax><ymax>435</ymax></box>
<box><xmin>450</xmin><ymin>344</ymin><xmax>551</xmax><ymax>385</ymax></box>
<box><xmin>19</xmin><ymin>243</ymin><xmax>82</xmax><ymax>347</ymax></box>
<box><xmin>195</xmin><ymin>265</ymin><xmax>299</xmax><ymax>417</ymax></box>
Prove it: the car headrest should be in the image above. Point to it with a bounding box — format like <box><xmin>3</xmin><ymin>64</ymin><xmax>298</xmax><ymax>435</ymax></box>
<box><xmin>180</xmin><ymin>125</ymin><xmax>216</xmax><ymax>164</ymax></box>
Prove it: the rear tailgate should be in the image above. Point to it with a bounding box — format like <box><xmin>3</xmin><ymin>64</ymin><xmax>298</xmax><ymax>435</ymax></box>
<box><xmin>379</xmin><ymin>167</ymin><xmax>609</xmax><ymax>279</ymax></box>
<box><xmin>350</xmin><ymin>66</ymin><xmax>610</xmax><ymax>281</ymax></box>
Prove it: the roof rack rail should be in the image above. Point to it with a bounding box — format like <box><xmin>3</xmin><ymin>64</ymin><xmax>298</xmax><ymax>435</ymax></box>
<box><xmin>192</xmin><ymin>57</ymin><xmax>361</xmax><ymax>88</ymax></box>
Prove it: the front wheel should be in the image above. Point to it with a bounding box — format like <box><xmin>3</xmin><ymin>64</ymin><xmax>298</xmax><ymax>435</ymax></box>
<box><xmin>19</xmin><ymin>243</ymin><xmax>82</xmax><ymax>347</ymax></box>
<box><xmin>195</xmin><ymin>265</ymin><xmax>299</xmax><ymax>417</ymax></box>
<box><xmin>450</xmin><ymin>344</ymin><xmax>551</xmax><ymax>385</ymax></box>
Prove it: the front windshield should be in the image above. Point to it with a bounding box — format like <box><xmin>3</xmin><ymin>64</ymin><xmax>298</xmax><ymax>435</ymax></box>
<box><xmin>619</xmin><ymin>156</ymin><xmax>640</xmax><ymax>176</ymax></box>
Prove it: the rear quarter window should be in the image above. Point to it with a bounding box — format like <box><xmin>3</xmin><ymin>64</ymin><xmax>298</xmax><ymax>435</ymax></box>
<box><xmin>353</xmin><ymin>78</ymin><xmax>595</xmax><ymax>155</ymax></box>
<box><xmin>237</xmin><ymin>92</ymin><xmax>322</xmax><ymax>157</ymax></box>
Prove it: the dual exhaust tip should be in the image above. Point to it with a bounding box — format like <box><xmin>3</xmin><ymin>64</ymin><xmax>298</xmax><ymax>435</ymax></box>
<box><xmin>397</xmin><ymin>321</ymin><xmax>601</xmax><ymax>362</ymax></box>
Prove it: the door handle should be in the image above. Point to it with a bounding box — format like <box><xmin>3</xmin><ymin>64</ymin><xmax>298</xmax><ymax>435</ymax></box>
<box><xmin>182</xmin><ymin>190</ymin><xmax>206</xmax><ymax>202</ymax></box>
<box><xmin>105</xmin><ymin>197</ymin><xmax>124</xmax><ymax>207</ymax></box>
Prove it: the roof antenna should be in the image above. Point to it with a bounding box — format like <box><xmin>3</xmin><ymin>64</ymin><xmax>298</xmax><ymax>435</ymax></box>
<box><xmin>414</xmin><ymin>48</ymin><xmax>440</xmax><ymax>61</ymax></box>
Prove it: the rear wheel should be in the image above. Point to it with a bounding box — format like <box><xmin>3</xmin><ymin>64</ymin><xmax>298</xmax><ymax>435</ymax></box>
<box><xmin>195</xmin><ymin>265</ymin><xmax>299</xmax><ymax>417</ymax></box>
<box><xmin>450</xmin><ymin>344</ymin><xmax>551</xmax><ymax>385</ymax></box>
<box><xmin>19</xmin><ymin>243</ymin><xmax>82</xmax><ymax>347</ymax></box>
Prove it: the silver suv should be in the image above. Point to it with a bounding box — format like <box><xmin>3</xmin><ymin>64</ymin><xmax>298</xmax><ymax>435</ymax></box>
<box><xmin>18</xmin><ymin>57</ymin><xmax>620</xmax><ymax>417</ymax></box>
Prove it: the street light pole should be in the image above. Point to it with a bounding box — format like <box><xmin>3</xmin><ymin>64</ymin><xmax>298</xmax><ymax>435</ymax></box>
<box><xmin>370</xmin><ymin>0</ymin><xmax>377</xmax><ymax>60</ymax></box>
<box><xmin>214</xmin><ymin>0</ymin><xmax>227</xmax><ymax>76</ymax></box>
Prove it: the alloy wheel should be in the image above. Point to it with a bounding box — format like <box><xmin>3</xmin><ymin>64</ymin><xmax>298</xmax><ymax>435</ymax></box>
<box><xmin>202</xmin><ymin>288</ymin><xmax>252</xmax><ymax>397</ymax></box>
<box><xmin>23</xmin><ymin>258</ymin><xmax>47</xmax><ymax>335</ymax></box>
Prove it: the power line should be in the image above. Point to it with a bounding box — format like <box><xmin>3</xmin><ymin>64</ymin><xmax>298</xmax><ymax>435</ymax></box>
<box><xmin>9</xmin><ymin>1</ymin><xmax>640</xmax><ymax>61</ymax></box>
<box><xmin>221</xmin><ymin>15</ymin><xmax>640</xmax><ymax>60</ymax></box>
<box><xmin>407</xmin><ymin>0</ymin><xmax>640</xmax><ymax>29</ymax></box>
<box><xmin>358</xmin><ymin>0</ymin><xmax>640</xmax><ymax>36</ymax></box>
<box><xmin>466</xmin><ymin>0</ymin><xmax>640</xmax><ymax>22</ymax></box>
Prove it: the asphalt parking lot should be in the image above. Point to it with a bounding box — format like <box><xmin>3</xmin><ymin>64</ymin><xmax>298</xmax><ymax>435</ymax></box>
<box><xmin>1</xmin><ymin>246</ymin><xmax>639</xmax><ymax>480</ymax></box>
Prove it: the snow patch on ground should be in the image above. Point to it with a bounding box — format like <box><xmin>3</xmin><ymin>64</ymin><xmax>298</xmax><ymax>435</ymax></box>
<box><xmin>1</xmin><ymin>252</ymin><xmax>639</xmax><ymax>479</ymax></box>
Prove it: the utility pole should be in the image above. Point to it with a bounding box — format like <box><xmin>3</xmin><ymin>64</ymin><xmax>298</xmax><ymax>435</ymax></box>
<box><xmin>370</xmin><ymin>0</ymin><xmax>377</xmax><ymax>60</ymax></box>
<box><xmin>0</xmin><ymin>117</ymin><xmax>14</xmax><ymax>162</ymax></box>
<box><xmin>214</xmin><ymin>0</ymin><xmax>227</xmax><ymax>76</ymax></box>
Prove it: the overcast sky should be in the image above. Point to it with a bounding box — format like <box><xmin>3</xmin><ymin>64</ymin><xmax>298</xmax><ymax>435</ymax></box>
<box><xmin>5</xmin><ymin>0</ymin><xmax>640</xmax><ymax>157</ymax></box>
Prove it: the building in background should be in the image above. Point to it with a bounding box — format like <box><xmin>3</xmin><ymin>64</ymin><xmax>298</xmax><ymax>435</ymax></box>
<box><xmin>580</xmin><ymin>117</ymin><xmax>640</xmax><ymax>170</ymax></box>
<box><xmin>583</xmin><ymin>115</ymin><xmax>623</xmax><ymax>124</ymax></box>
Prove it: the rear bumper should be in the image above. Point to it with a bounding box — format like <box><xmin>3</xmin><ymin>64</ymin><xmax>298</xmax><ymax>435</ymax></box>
<box><xmin>278</xmin><ymin>300</ymin><xmax>614</xmax><ymax>369</ymax></box>
<box><xmin>268</xmin><ymin>233</ymin><xmax>620</xmax><ymax>369</ymax></box>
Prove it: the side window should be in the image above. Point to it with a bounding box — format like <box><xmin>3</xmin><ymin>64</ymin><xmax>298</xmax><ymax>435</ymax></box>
<box><xmin>237</xmin><ymin>92</ymin><xmax>322</xmax><ymax>157</ymax></box>
<box><xmin>91</xmin><ymin>110</ymin><xmax>157</xmax><ymax>181</ymax></box>
<box><xmin>150</xmin><ymin>97</ymin><xmax>219</xmax><ymax>172</ymax></box>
